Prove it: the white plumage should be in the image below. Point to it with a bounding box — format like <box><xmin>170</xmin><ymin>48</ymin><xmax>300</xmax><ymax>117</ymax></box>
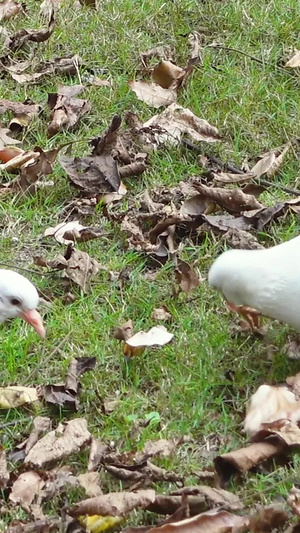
<box><xmin>208</xmin><ymin>235</ymin><xmax>300</xmax><ymax>331</ymax></box>
<box><xmin>0</xmin><ymin>269</ymin><xmax>45</xmax><ymax>337</ymax></box>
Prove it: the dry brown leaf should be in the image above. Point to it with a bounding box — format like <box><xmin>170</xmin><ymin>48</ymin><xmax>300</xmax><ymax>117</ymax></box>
<box><xmin>287</xmin><ymin>487</ymin><xmax>300</xmax><ymax>517</ymax></box>
<box><xmin>40</xmin><ymin>0</ymin><xmax>63</xmax><ymax>19</ymax></box>
<box><xmin>0</xmin><ymin>386</ymin><xmax>38</xmax><ymax>408</ymax></box>
<box><xmin>151</xmin><ymin>306</ymin><xmax>172</xmax><ymax>321</ymax></box>
<box><xmin>140</xmin><ymin>45</ymin><xmax>175</xmax><ymax>67</ymax></box>
<box><xmin>249</xmin><ymin>505</ymin><xmax>288</xmax><ymax>532</ymax></box>
<box><xmin>3</xmin><ymin>9</ymin><xmax>55</xmax><ymax>52</ymax></box>
<box><xmin>244</xmin><ymin>385</ymin><xmax>300</xmax><ymax>435</ymax></box>
<box><xmin>143</xmin><ymin>509</ymin><xmax>249</xmax><ymax>532</ymax></box>
<box><xmin>251</xmin><ymin>142</ymin><xmax>291</xmax><ymax>179</ymax></box>
<box><xmin>152</xmin><ymin>60</ymin><xmax>184</xmax><ymax>89</ymax></box>
<box><xmin>6</xmin><ymin>55</ymin><xmax>81</xmax><ymax>84</ymax></box>
<box><xmin>9</xmin><ymin>471</ymin><xmax>44</xmax><ymax>506</ymax></box>
<box><xmin>6</xmin><ymin>517</ymin><xmax>61</xmax><ymax>533</ymax></box>
<box><xmin>143</xmin><ymin>103</ymin><xmax>221</xmax><ymax>147</ymax></box>
<box><xmin>174</xmin><ymin>260</ymin><xmax>200</xmax><ymax>293</ymax></box>
<box><xmin>0</xmin><ymin>146</ymin><xmax>24</xmax><ymax>163</ymax></box>
<box><xmin>0</xmin><ymin>446</ymin><xmax>9</xmax><ymax>488</ymax></box>
<box><xmin>180</xmin><ymin>194</ymin><xmax>216</xmax><ymax>216</ymax></box>
<box><xmin>43</xmin><ymin>356</ymin><xmax>96</xmax><ymax>409</ymax></box>
<box><xmin>44</xmin><ymin>220</ymin><xmax>104</xmax><ymax>245</ymax></box>
<box><xmin>213</xmin><ymin>171</ymin><xmax>255</xmax><ymax>185</ymax></box>
<box><xmin>286</xmin><ymin>50</ymin><xmax>300</xmax><ymax>68</ymax></box>
<box><xmin>25</xmin><ymin>418</ymin><xmax>91</xmax><ymax>468</ymax></box>
<box><xmin>0</xmin><ymin>126</ymin><xmax>21</xmax><ymax>150</ymax></box>
<box><xmin>222</xmin><ymin>228</ymin><xmax>264</xmax><ymax>250</ymax></box>
<box><xmin>88</xmin><ymin>439</ymin><xmax>109</xmax><ymax>472</ymax></box>
<box><xmin>24</xmin><ymin>417</ymin><xmax>52</xmax><ymax>456</ymax></box>
<box><xmin>0</xmin><ymin>0</ymin><xmax>21</xmax><ymax>21</ymax></box>
<box><xmin>77</xmin><ymin>472</ymin><xmax>102</xmax><ymax>497</ymax></box>
<box><xmin>70</xmin><ymin>489</ymin><xmax>156</xmax><ymax>517</ymax></box>
<box><xmin>114</xmin><ymin>319</ymin><xmax>134</xmax><ymax>341</ymax></box>
<box><xmin>129</xmin><ymin>80</ymin><xmax>177</xmax><ymax>108</ymax></box>
<box><xmin>171</xmin><ymin>485</ymin><xmax>243</xmax><ymax>512</ymax></box>
<box><xmin>0</xmin><ymin>99</ymin><xmax>40</xmax><ymax>119</ymax></box>
<box><xmin>47</xmin><ymin>84</ymin><xmax>90</xmax><ymax>137</ymax></box>
<box><xmin>194</xmin><ymin>183</ymin><xmax>263</xmax><ymax>213</ymax></box>
<box><xmin>35</xmin><ymin>245</ymin><xmax>100</xmax><ymax>293</ymax></box>
<box><xmin>143</xmin><ymin>439</ymin><xmax>178</xmax><ymax>458</ymax></box>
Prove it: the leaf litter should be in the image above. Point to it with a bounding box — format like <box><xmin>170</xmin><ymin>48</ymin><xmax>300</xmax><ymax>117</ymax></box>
<box><xmin>1</xmin><ymin>3</ymin><xmax>300</xmax><ymax>532</ymax></box>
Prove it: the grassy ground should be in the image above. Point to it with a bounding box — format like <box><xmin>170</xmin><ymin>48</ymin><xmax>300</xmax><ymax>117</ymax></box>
<box><xmin>0</xmin><ymin>0</ymin><xmax>300</xmax><ymax>524</ymax></box>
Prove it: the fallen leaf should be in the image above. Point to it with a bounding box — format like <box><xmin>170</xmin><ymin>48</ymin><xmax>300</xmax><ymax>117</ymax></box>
<box><xmin>43</xmin><ymin>356</ymin><xmax>96</xmax><ymax>409</ymax></box>
<box><xmin>251</xmin><ymin>142</ymin><xmax>291</xmax><ymax>179</ymax></box>
<box><xmin>143</xmin><ymin>439</ymin><xmax>178</xmax><ymax>458</ymax></box>
<box><xmin>0</xmin><ymin>0</ymin><xmax>22</xmax><ymax>21</ymax></box>
<box><xmin>78</xmin><ymin>472</ymin><xmax>103</xmax><ymax>497</ymax></box>
<box><xmin>174</xmin><ymin>260</ymin><xmax>200</xmax><ymax>293</ymax></box>
<box><xmin>40</xmin><ymin>0</ymin><xmax>63</xmax><ymax>19</ymax></box>
<box><xmin>38</xmin><ymin>466</ymin><xmax>78</xmax><ymax>503</ymax></box>
<box><xmin>285</xmin><ymin>339</ymin><xmax>300</xmax><ymax>360</ymax></box>
<box><xmin>0</xmin><ymin>386</ymin><xmax>38</xmax><ymax>409</ymax></box>
<box><xmin>288</xmin><ymin>487</ymin><xmax>300</xmax><ymax>517</ymax></box>
<box><xmin>3</xmin><ymin>9</ymin><xmax>55</xmax><ymax>53</ymax></box>
<box><xmin>0</xmin><ymin>126</ymin><xmax>21</xmax><ymax>150</ymax></box>
<box><xmin>215</xmin><ymin>419</ymin><xmax>300</xmax><ymax>486</ymax></box>
<box><xmin>114</xmin><ymin>320</ymin><xmax>134</xmax><ymax>341</ymax></box>
<box><xmin>194</xmin><ymin>183</ymin><xmax>263</xmax><ymax>213</ymax></box>
<box><xmin>70</xmin><ymin>489</ymin><xmax>156</xmax><ymax>517</ymax></box>
<box><xmin>213</xmin><ymin>171</ymin><xmax>255</xmax><ymax>185</ymax></box>
<box><xmin>6</xmin><ymin>517</ymin><xmax>61</xmax><ymax>533</ymax></box>
<box><xmin>142</xmin><ymin>103</ymin><xmax>221</xmax><ymax>147</ymax></box>
<box><xmin>5</xmin><ymin>55</ymin><xmax>81</xmax><ymax>84</ymax></box>
<box><xmin>171</xmin><ymin>485</ymin><xmax>243</xmax><ymax>512</ymax></box>
<box><xmin>35</xmin><ymin>245</ymin><xmax>100</xmax><ymax>292</ymax></box>
<box><xmin>9</xmin><ymin>471</ymin><xmax>44</xmax><ymax>506</ymax></box>
<box><xmin>25</xmin><ymin>416</ymin><xmax>52</xmax><ymax>455</ymax></box>
<box><xmin>140</xmin><ymin>45</ymin><xmax>175</xmax><ymax>67</ymax></box>
<box><xmin>0</xmin><ymin>99</ymin><xmax>40</xmax><ymax>119</ymax></box>
<box><xmin>47</xmin><ymin>84</ymin><xmax>90</xmax><ymax>137</ymax></box>
<box><xmin>286</xmin><ymin>50</ymin><xmax>300</xmax><ymax>68</ymax></box>
<box><xmin>44</xmin><ymin>220</ymin><xmax>104</xmax><ymax>245</ymax></box>
<box><xmin>88</xmin><ymin>439</ymin><xmax>109</xmax><ymax>472</ymax></box>
<box><xmin>78</xmin><ymin>515</ymin><xmax>123</xmax><ymax>532</ymax></box>
<box><xmin>129</xmin><ymin>80</ymin><xmax>177</xmax><ymax>108</ymax></box>
<box><xmin>151</xmin><ymin>307</ymin><xmax>172</xmax><ymax>321</ymax></box>
<box><xmin>180</xmin><ymin>194</ymin><xmax>216</xmax><ymax>216</ymax></box>
<box><xmin>0</xmin><ymin>146</ymin><xmax>24</xmax><ymax>163</ymax></box>
<box><xmin>249</xmin><ymin>505</ymin><xmax>288</xmax><ymax>532</ymax></box>
<box><xmin>142</xmin><ymin>509</ymin><xmax>249</xmax><ymax>532</ymax></box>
<box><xmin>25</xmin><ymin>418</ymin><xmax>91</xmax><ymax>468</ymax></box>
<box><xmin>152</xmin><ymin>60</ymin><xmax>184</xmax><ymax>89</ymax></box>
<box><xmin>0</xmin><ymin>446</ymin><xmax>9</xmax><ymax>488</ymax></box>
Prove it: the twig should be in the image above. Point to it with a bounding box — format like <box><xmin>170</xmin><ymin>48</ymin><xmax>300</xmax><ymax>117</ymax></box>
<box><xmin>205</xmin><ymin>43</ymin><xmax>295</xmax><ymax>77</ymax></box>
<box><xmin>24</xmin><ymin>332</ymin><xmax>72</xmax><ymax>385</ymax></box>
<box><xmin>0</xmin><ymin>416</ymin><xmax>33</xmax><ymax>430</ymax></box>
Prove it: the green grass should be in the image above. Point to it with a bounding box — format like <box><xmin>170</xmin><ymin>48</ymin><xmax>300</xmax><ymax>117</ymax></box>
<box><xmin>0</xmin><ymin>0</ymin><xmax>300</xmax><ymax>526</ymax></box>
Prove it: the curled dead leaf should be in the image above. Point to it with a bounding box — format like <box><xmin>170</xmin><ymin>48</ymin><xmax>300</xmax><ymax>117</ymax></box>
<box><xmin>70</xmin><ymin>489</ymin><xmax>156</xmax><ymax>517</ymax></box>
<box><xmin>25</xmin><ymin>418</ymin><xmax>91</xmax><ymax>468</ymax></box>
<box><xmin>47</xmin><ymin>85</ymin><xmax>90</xmax><ymax>137</ymax></box>
<box><xmin>285</xmin><ymin>50</ymin><xmax>300</xmax><ymax>68</ymax></box>
<box><xmin>174</xmin><ymin>260</ymin><xmax>200</xmax><ymax>293</ymax></box>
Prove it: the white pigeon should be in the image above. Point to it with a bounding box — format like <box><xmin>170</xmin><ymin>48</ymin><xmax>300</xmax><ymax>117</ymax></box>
<box><xmin>0</xmin><ymin>269</ymin><xmax>45</xmax><ymax>338</ymax></box>
<box><xmin>208</xmin><ymin>235</ymin><xmax>300</xmax><ymax>331</ymax></box>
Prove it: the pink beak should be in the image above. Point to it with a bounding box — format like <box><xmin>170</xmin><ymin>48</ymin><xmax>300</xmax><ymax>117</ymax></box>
<box><xmin>20</xmin><ymin>309</ymin><xmax>46</xmax><ymax>339</ymax></box>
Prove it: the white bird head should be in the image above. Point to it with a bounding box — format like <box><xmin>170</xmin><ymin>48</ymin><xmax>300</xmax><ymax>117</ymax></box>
<box><xmin>0</xmin><ymin>270</ymin><xmax>45</xmax><ymax>338</ymax></box>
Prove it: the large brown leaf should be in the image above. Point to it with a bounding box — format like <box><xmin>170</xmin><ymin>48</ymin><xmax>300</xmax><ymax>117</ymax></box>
<box><xmin>25</xmin><ymin>419</ymin><xmax>91</xmax><ymax>468</ymax></box>
<box><xmin>194</xmin><ymin>184</ymin><xmax>263</xmax><ymax>213</ymax></box>
<box><xmin>9</xmin><ymin>471</ymin><xmax>44</xmax><ymax>506</ymax></box>
<box><xmin>70</xmin><ymin>489</ymin><xmax>156</xmax><ymax>517</ymax></box>
<box><xmin>129</xmin><ymin>80</ymin><xmax>177</xmax><ymax>108</ymax></box>
<box><xmin>134</xmin><ymin>509</ymin><xmax>249</xmax><ymax>532</ymax></box>
<box><xmin>5</xmin><ymin>55</ymin><xmax>81</xmax><ymax>84</ymax></box>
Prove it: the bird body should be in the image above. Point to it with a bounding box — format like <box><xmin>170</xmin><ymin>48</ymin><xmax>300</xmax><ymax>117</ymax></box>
<box><xmin>208</xmin><ymin>235</ymin><xmax>300</xmax><ymax>331</ymax></box>
<box><xmin>0</xmin><ymin>269</ymin><xmax>45</xmax><ymax>337</ymax></box>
